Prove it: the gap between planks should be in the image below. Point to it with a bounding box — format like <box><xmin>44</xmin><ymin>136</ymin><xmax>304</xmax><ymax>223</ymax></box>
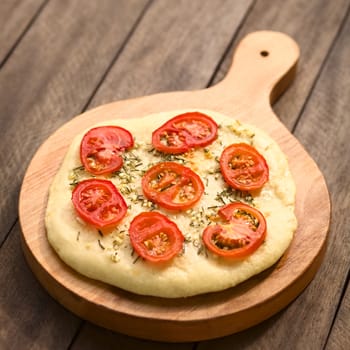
<box><xmin>0</xmin><ymin>0</ymin><xmax>49</xmax><ymax>69</ymax></box>
<box><xmin>291</xmin><ymin>1</ymin><xmax>350</xmax><ymax>134</ymax></box>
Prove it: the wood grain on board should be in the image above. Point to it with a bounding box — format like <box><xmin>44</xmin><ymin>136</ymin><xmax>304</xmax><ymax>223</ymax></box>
<box><xmin>211</xmin><ymin>0</ymin><xmax>350</xmax><ymax>130</ymax></box>
<box><xmin>19</xmin><ymin>31</ymin><xmax>330</xmax><ymax>342</ymax></box>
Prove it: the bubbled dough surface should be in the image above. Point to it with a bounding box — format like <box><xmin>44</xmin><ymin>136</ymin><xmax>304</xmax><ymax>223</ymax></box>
<box><xmin>45</xmin><ymin>109</ymin><xmax>297</xmax><ymax>298</ymax></box>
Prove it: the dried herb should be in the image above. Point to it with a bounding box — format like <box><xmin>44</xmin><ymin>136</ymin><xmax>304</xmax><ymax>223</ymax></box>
<box><xmin>98</xmin><ymin>239</ymin><xmax>105</xmax><ymax>250</ymax></box>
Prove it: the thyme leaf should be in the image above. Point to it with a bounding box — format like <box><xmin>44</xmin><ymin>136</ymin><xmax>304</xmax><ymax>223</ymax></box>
<box><xmin>98</xmin><ymin>239</ymin><xmax>105</xmax><ymax>250</ymax></box>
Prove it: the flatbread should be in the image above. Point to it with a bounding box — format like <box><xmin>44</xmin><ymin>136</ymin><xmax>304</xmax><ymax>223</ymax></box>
<box><xmin>45</xmin><ymin>109</ymin><xmax>297</xmax><ymax>298</ymax></box>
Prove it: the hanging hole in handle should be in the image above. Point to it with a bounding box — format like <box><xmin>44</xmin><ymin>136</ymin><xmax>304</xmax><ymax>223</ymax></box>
<box><xmin>260</xmin><ymin>50</ymin><xmax>269</xmax><ymax>57</ymax></box>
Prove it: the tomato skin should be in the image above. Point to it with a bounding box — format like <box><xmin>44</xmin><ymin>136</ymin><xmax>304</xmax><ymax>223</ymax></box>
<box><xmin>142</xmin><ymin>162</ymin><xmax>204</xmax><ymax>211</ymax></box>
<box><xmin>72</xmin><ymin>179</ymin><xmax>127</xmax><ymax>229</ymax></box>
<box><xmin>202</xmin><ymin>202</ymin><xmax>266</xmax><ymax>259</ymax></box>
<box><xmin>152</xmin><ymin>112</ymin><xmax>218</xmax><ymax>154</ymax></box>
<box><xmin>220</xmin><ymin>143</ymin><xmax>269</xmax><ymax>191</ymax></box>
<box><xmin>129</xmin><ymin>212</ymin><xmax>184</xmax><ymax>263</ymax></box>
<box><xmin>80</xmin><ymin>126</ymin><xmax>134</xmax><ymax>175</ymax></box>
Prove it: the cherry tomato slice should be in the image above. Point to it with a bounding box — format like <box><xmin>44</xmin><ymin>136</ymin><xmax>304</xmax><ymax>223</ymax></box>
<box><xmin>220</xmin><ymin>143</ymin><xmax>269</xmax><ymax>191</ymax></box>
<box><xmin>80</xmin><ymin>126</ymin><xmax>134</xmax><ymax>175</ymax></box>
<box><xmin>129</xmin><ymin>212</ymin><xmax>184</xmax><ymax>263</ymax></box>
<box><xmin>152</xmin><ymin>112</ymin><xmax>218</xmax><ymax>154</ymax></box>
<box><xmin>202</xmin><ymin>202</ymin><xmax>266</xmax><ymax>259</ymax></box>
<box><xmin>72</xmin><ymin>179</ymin><xmax>127</xmax><ymax>229</ymax></box>
<box><xmin>142</xmin><ymin>162</ymin><xmax>204</xmax><ymax>211</ymax></box>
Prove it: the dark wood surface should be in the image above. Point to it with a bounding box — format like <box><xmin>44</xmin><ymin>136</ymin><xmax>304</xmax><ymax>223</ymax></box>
<box><xmin>1</xmin><ymin>0</ymin><xmax>349</xmax><ymax>349</ymax></box>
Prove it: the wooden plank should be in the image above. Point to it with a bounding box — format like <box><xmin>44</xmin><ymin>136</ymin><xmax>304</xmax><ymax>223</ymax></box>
<box><xmin>326</xmin><ymin>280</ymin><xmax>350</xmax><ymax>350</ymax></box>
<box><xmin>211</xmin><ymin>0</ymin><xmax>350</xmax><ymax>130</ymax></box>
<box><xmin>0</xmin><ymin>223</ymin><xmax>80</xmax><ymax>349</ymax></box>
<box><xmin>198</xmin><ymin>5</ymin><xmax>350</xmax><ymax>350</ymax></box>
<box><xmin>0</xmin><ymin>0</ymin><xmax>149</xmax><ymax>244</ymax></box>
<box><xmin>70</xmin><ymin>323</ymin><xmax>195</xmax><ymax>350</ymax></box>
<box><xmin>292</xmin><ymin>11</ymin><xmax>350</xmax><ymax>348</ymax></box>
<box><xmin>87</xmin><ymin>0</ymin><xmax>254</xmax><ymax>107</ymax></box>
<box><xmin>0</xmin><ymin>0</ymin><xmax>46</xmax><ymax>66</ymax></box>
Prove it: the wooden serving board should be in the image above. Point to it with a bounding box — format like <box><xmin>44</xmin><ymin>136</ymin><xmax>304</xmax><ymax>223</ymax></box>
<box><xmin>19</xmin><ymin>31</ymin><xmax>330</xmax><ymax>342</ymax></box>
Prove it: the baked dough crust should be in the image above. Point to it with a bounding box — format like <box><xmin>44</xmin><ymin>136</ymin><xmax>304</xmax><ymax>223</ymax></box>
<box><xmin>45</xmin><ymin>110</ymin><xmax>297</xmax><ymax>298</ymax></box>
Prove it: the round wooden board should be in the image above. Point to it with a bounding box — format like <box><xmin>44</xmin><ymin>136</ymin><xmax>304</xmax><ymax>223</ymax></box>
<box><xmin>19</xmin><ymin>31</ymin><xmax>330</xmax><ymax>342</ymax></box>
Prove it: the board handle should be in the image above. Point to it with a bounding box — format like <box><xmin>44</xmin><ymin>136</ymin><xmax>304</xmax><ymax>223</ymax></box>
<box><xmin>215</xmin><ymin>31</ymin><xmax>300</xmax><ymax>106</ymax></box>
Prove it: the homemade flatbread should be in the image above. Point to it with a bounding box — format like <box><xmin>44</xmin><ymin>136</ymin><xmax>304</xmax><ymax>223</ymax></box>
<box><xmin>45</xmin><ymin>109</ymin><xmax>297</xmax><ymax>298</ymax></box>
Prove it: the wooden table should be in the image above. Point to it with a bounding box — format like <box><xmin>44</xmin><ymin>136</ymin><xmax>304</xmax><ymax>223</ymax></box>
<box><xmin>1</xmin><ymin>1</ymin><xmax>349</xmax><ymax>349</ymax></box>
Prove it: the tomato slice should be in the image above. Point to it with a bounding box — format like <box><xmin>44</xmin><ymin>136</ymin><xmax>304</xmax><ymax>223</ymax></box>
<box><xmin>72</xmin><ymin>179</ymin><xmax>127</xmax><ymax>229</ymax></box>
<box><xmin>152</xmin><ymin>112</ymin><xmax>218</xmax><ymax>154</ymax></box>
<box><xmin>129</xmin><ymin>212</ymin><xmax>184</xmax><ymax>263</ymax></box>
<box><xmin>202</xmin><ymin>202</ymin><xmax>266</xmax><ymax>259</ymax></box>
<box><xmin>80</xmin><ymin>126</ymin><xmax>134</xmax><ymax>175</ymax></box>
<box><xmin>220</xmin><ymin>143</ymin><xmax>269</xmax><ymax>191</ymax></box>
<box><xmin>142</xmin><ymin>162</ymin><xmax>204</xmax><ymax>211</ymax></box>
